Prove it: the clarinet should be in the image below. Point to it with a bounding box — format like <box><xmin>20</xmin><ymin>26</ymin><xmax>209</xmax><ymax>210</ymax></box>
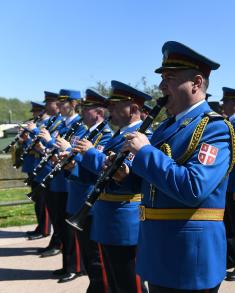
<box><xmin>26</xmin><ymin>118</ymin><xmax>110</xmax><ymax>202</ymax></box>
<box><xmin>19</xmin><ymin>113</ymin><xmax>60</xmax><ymax>162</ymax></box>
<box><xmin>66</xmin><ymin>97</ymin><xmax>167</xmax><ymax>231</ymax></box>
<box><xmin>30</xmin><ymin>118</ymin><xmax>84</xmax><ymax>179</ymax></box>
<box><xmin>1</xmin><ymin>110</ymin><xmax>46</xmax><ymax>153</ymax></box>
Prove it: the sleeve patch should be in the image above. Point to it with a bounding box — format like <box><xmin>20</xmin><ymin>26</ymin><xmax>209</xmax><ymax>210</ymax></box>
<box><xmin>198</xmin><ymin>143</ymin><xmax>218</xmax><ymax>165</ymax></box>
<box><xmin>96</xmin><ymin>145</ymin><xmax>104</xmax><ymax>152</ymax></box>
<box><xmin>127</xmin><ymin>152</ymin><xmax>135</xmax><ymax>161</ymax></box>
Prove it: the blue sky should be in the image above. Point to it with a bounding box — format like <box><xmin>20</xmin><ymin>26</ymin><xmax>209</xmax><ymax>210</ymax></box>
<box><xmin>0</xmin><ymin>0</ymin><xmax>234</xmax><ymax>102</ymax></box>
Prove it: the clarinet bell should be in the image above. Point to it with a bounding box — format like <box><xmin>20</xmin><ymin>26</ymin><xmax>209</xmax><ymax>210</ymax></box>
<box><xmin>66</xmin><ymin>202</ymin><xmax>92</xmax><ymax>231</ymax></box>
<box><xmin>65</xmin><ymin>217</ymin><xmax>84</xmax><ymax>232</ymax></box>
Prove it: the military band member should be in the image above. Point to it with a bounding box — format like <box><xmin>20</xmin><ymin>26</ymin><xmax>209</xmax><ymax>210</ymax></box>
<box><xmin>44</xmin><ymin>89</ymin><xmax>86</xmax><ymax>282</ymax></box>
<box><xmin>122</xmin><ymin>41</ymin><xmax>235</xmax><ymax>293</ymax></box>
<box><xmin>63</xmin><ymin>89</ymin><xmax>113</xmax><ymax>291</ymax></box>
<box><xmin>32</xmin><ymin>91</ymin><xmax>64</xmax><ymax>254</ymax></box>
<box><xmin>21</xmin><ymin>101</ymin><xmax>51</xmax><ymax>239</ymax></box>
<box><xmin>77</xmin><ymin>81</ymin><xmax>151</xmax><ymax>293</ymax></box>
<box><xmin>221</xmin><ymin>87</ymin><xmax>235</xmax><ymax>281</ymax></box>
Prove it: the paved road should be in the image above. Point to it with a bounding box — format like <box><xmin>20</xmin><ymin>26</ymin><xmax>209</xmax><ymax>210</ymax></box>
<box><xmin>0</xmin><ymin>225</ymin><xmax>88</xmax><ymax>293</ymax></box>
<box><xmin>0</xmin><ymin>225</ymin><xmax>234</xmax><ymax>292</ymax></box>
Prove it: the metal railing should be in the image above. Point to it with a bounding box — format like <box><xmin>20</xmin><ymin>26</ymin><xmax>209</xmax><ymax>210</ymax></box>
<box><xmin>0</xmin><ymin>200</ymin><xmax>32</xmax><ymax>207</ymax></box>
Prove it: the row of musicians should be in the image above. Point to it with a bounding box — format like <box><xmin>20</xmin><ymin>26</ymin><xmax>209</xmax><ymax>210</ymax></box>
<box><xmin>19</xmin><ymin>81</ymin><xmax>152</xmax><ymax>291</ymax></box>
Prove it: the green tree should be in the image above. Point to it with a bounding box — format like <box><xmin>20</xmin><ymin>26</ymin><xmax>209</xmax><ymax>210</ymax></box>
<box><xmin>0</xmin><ymin>97</ymin><xmax>31</xmax><ymax>123</ymax></box>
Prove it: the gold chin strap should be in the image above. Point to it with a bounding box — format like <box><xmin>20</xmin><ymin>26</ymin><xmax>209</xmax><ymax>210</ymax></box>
<box><xmin>109</xmin><ymin>94</ymin><xmax>133</xmax><ymax>102</ymax></box>
<box><xmin>164</xmin><ymin>58</ymin><xmax>200</xmax><ymax>70</ymax></box>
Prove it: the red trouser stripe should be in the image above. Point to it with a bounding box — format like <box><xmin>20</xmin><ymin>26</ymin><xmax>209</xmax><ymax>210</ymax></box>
<box><xmin>98</xmin><ymin>243</ymin><xmax>109</xmax><ymax>293</ymax></box>
<box><xmin>136</xmin><ymin>274</ymin><xmax>142</xmax><ymax>293</ymax></box>
<box><xmin>44</xmin><ymin>207</ymin><xmax>49</xmax><ymax>236</ymax></box>
<box><xmin>74</xmin><ymin>231</ymin><xmax>81</xmax><ymax>272</ymax></box>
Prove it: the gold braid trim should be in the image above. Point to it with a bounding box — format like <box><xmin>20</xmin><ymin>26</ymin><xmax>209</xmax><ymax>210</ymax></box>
<box><xmin>224</xmin><ymin>119</ymin><xmax>235</xmax><ymax>175</ymax></box>
<box><xmin>176</xmin><ymin>116</ymin><xmax>210</xmax><ymax>164</ymax></box>
<box><xmin>164</xmin><ymin>59</ymin><xmax>199</xmax><ymax>70</ymax></box>
<box><xmin>160</xmin><ymin>143</ymin><xmax>172</xmax><ymax>158</ymax></box>
<box><xmin>93</xmin><ymin>133</ymin><xmax>104</xmax><ymax>147</ymax></box>
<box><xmin>50</xmin><ymin>120</ymin><xmax>63</xmax><ymax>132</ymax></box>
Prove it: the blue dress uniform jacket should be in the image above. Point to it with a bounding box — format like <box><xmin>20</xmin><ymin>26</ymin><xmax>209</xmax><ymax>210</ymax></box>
<box><xmin>131</xmin><ymin>102</ymin><xmax>232</xmax><ymax>290</ymax></box>
<box><xmin>66</xmin><ymin>124</ymin><xmax>113</xmax><ymax>215</ymax></box>
<box><xmin>21</xmin><ymin>118</ymin><xmax>49</xmax><ymax>174</ymax></box>
<box><xmin>48</xmin><ymin>114</ymin><xmax>85</xmax><ymax>192</ymax></box>
<box><xmin>21</xmin><ymin>139</ymin><xmax>37</xmax><ymax>174</ymax></box>
<box><xmin>82</xmin><ymin>121</ymin><xmax>152</xmax><ymax>246</ymax></box>
<box><xmin>33</xmin><ymin>115</ymin><xmax>65</xmax><ymax>184</ymax></box>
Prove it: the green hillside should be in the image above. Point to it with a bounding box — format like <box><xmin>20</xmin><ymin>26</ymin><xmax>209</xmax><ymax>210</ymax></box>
<box><xmin>0</xmin><ymin>97</ymin><xmax>31</xmax><ymax>123</ymax></box>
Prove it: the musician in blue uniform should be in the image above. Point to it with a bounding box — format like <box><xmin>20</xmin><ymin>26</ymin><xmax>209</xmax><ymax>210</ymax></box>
<box><xmin>77</xmin><ymin>81</ymin><xmax>151</xmax><ymax>293</ymax></box>
<box><xmin>30</xmin><ymin>91</ymin><xmax>63</xmax><ymax>254</ymax></box>
<box><xmin>122</xmin><ymin>41</ymin><xmax>235</xmax><ymax>292</ymax></box>
<box><xmin>21</xmin><ymin>101</ymin><xmax>47</xmax><ymax>176</ymax></box>
<box><xmin>26</xmin><ymin>91</ymin><xmax>61</xmax><ymax>244</ymax></box>
<box><xmin>221</xmin><ymin>87</ymin><xmax>235</xmax><ymax>281</ymax></box>
<box><xmin>42</xmin><ymin>89</ymin><xmax>87</xmax><ymax>281</ymax></box>
<box><xmin>62</xmin><ymin>89</ymin><xmax>113</xmax><ymax>290</ymax></box>
<box><xmin>21</xmin><ymin>101</ymin><xmax>52</xmax><ymax>239</ymax></box>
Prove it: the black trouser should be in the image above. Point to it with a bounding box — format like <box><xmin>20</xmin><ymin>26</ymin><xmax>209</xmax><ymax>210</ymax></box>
<box><xmin>49</xmin><ymin>191</ymin><xmax>84</xmax><ymax>273</ymax></box>
<box><xmin>62</xmin><ymin>217</ymin><xmax>86</xmax><ymax>273</ymax></box>
<box><xmin>31</xmin><ymin>180</ymin><xmax>51</xmax><ymax>236</ymax></box>
<box><xmin>101</xmin><ymin>244</ymin><xmax>148</xmax><ymax>293</ymax></box>
<box><xmin>148</xmin><ymin>283</ymin><xmax>221</xmax><ymax>293</ymax></box>
<box><xmin>77</xmin><ymin>215</ymin><xmax>109</xmax><ymax>293</ymax></box>
<box><xmin>224</xmin><ymin>191</ymin><xmax>235</xmax><ymax>268</ymax></box>
<box><xmin>44</xmin><ymin>190</ymin><xmax>64</xmax><ymax>249</ymax></box>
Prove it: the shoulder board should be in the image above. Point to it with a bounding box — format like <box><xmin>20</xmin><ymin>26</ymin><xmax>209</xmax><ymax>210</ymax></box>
<box><xmin>102</xmin><ymin>128</ymin><xmax>111</xmax><ymax>133</ymax></box>
<box><xmin>144</xmin><ymin>129</ymin><xmax>152</xmax><ymax>134</ymax></box>
<box><xmin>205</xmin><ymin>111</ymin><xmax>223</xmax><ymax>119</ymax></box>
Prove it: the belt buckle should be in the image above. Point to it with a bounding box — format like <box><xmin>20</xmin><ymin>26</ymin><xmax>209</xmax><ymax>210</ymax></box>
<box><xmin>139</xmin><ymin>205</ymin><xmax>146</xmax><ymax>221</ymax></box>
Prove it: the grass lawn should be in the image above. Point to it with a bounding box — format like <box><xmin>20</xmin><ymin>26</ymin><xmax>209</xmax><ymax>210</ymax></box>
<box><xmin>0</xmin><ymin>187</ymin><xmax>36</xmax><ymax>227</ymax></box>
